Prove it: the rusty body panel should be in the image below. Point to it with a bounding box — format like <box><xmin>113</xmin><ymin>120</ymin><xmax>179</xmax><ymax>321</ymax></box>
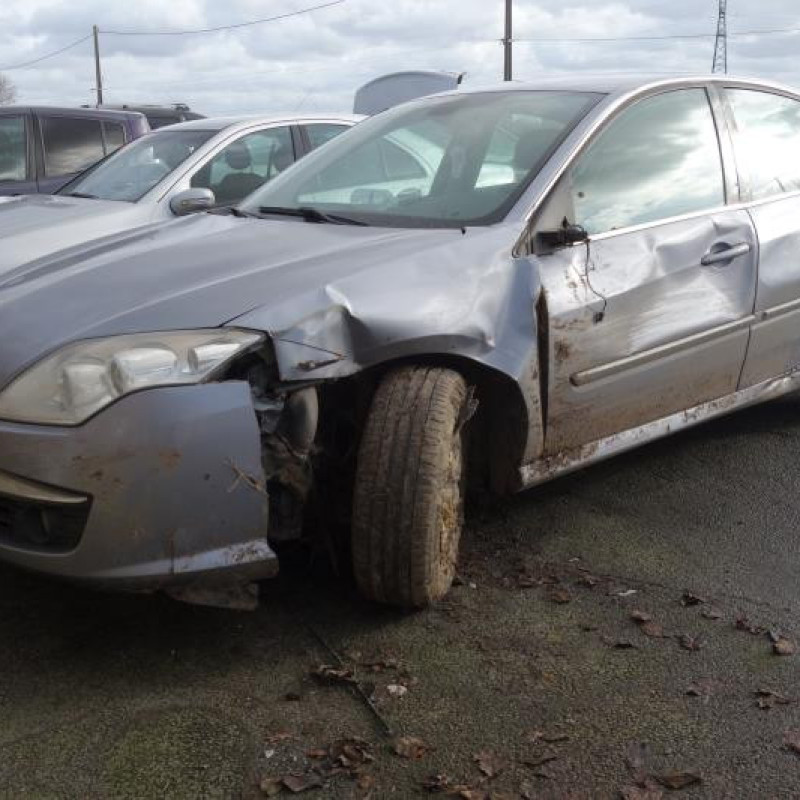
<box><xmin>3</xmin><ymin>73</ymin><xmax>800</xmax><ymax>603</ymax></box>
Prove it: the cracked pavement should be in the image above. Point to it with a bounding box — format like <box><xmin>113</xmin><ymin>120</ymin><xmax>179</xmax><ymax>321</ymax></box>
<box><xmin>1</xmin><ymin>395</ymin><xmax>800</xmax><ymax>798</ymax></box>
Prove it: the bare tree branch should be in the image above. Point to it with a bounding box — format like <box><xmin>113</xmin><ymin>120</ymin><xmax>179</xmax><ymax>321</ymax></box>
<box><xmin>0</xmin><ymin>74</ymin><xmax>17</xmax><ymax>106</ymax></box>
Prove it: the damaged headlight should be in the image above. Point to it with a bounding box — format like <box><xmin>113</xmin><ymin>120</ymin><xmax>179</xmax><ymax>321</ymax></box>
<box><xmin>0</xmin><ymin>329</ymin><xmax>263</xmax><ymax>425</ymax></box>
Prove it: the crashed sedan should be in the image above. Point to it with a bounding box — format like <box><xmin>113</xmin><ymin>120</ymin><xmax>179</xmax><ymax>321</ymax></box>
<box><xmin>1</xmin><ymin>74</ymin><xmax>799</xmax><ymax>609</ymax></box>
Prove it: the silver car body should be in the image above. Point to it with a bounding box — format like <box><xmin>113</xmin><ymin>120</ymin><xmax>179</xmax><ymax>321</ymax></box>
<box><xmin>1</xmin><ymin>74</ymin><xmax>799</xmax><ymax>602</ymax></box>
<box><xmin>0</xmin><ymin>113</ymin><xmax>360</xmax><ymax>274</ymax></box>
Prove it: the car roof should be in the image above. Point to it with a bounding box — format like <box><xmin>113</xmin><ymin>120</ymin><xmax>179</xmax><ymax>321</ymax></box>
<box><xmin>157</xmin><ymin>113</ymin><xmax>364</xmax><ymax>133</ymax></box>
<box><xmin>0</xmin><ymin>105</ymin><xmax>146</xmax><ymax>121</ymax></box>
<box><xmin>448</xmin><ymin>73</ymin><xmax>800</xmax><ymax>100</ymax></box>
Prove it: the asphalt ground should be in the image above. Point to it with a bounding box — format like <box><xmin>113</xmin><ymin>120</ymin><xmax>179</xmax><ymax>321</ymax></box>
<box><xmin>2</xmin><ymin>395</ymin><xmax>800</xmax><ymax>799</ymax></box>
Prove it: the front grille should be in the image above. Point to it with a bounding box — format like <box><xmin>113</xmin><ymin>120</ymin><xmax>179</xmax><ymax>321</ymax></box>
<box><xmin>0</xmin><ymin>494</ymin><xmax>89</xmax><ymax>553</ymax></box>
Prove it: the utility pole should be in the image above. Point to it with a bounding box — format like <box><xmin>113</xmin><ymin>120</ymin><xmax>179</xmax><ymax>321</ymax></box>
<box><xmin>93</xmin><ymin>24</ymin><xmax>104</xmax><ymax>105</ymax></box>
<box><xmin>712</xmin><ymin>0</ymin><xmax>728</xmax><ymax>74</ymax></box>
<box><xmin>503</xmin><ymin>0</ymin><xmax>513</xmax><ymax>81</ymax></box>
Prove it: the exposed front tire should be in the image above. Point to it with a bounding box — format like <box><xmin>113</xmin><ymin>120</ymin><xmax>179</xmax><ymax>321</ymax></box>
<box><xmin>352</xmin><ymin>365</ymin><xmax>470</xmax><ymax>609</ymax></box>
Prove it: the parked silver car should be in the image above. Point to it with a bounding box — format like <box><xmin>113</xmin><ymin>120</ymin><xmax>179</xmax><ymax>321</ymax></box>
<box><xmin>1</xmin><ymin>74</ymin><xmax>798</xmax><ymax>609</ymax></box>
<box><xmin>0</xmin><ymin>113</ymin><xmax>359</xmax><ymax>273</ymax></box>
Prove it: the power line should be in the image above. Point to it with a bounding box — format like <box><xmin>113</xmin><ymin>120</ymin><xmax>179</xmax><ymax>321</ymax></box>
<box><xmin>511</xmin><ymin>25</ymin><xmax>800</xmax><ymax>44</ymax></box>
<box><xmin>0</xmin><ymin>33</ymin><xmax>92</xmax><ymax>71</ymax></box>
<box><xmin>101</xmin><ymin>0</ymin><xmax>345</xmax><ymax>36</ymax></box>
<box><xmin>0</xmin><ymin>0</ymin><xmax>345</xmax><ymax>74</ymax></box>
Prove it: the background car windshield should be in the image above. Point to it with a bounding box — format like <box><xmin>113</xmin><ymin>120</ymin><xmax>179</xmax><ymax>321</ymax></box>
<box><xmin>243</xmin><ymin>91</ymin><xmax>600</xmax><ymax>228</ymax></box>
<box><xmin>61</xmin><ymin>130</ymin><xmax>214</xmax><ymax>202</ymax></box>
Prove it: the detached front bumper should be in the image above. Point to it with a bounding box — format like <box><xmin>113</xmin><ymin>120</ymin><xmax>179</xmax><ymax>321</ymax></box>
<box><xmin>0</xmin><ymin>382</ymin><xmax>276</xmax><ymax>592</ymax></box>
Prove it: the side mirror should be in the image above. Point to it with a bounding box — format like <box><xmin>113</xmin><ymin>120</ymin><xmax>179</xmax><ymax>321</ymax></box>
<box><xmin>169</xmin><ymin>187</ymin><xmax>215</xmax><ymax>216</ymax></box>
<box><xmin>535</xmin><ymin>221</ymin><xmax>588</xmax><ymax>253</ymax></box>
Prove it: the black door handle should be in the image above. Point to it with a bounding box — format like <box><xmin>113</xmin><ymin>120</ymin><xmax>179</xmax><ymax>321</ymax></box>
<box><xmin>701</xmin><ymin>242</ymin><xmax>751</xmax><ymax>266</ymax></box>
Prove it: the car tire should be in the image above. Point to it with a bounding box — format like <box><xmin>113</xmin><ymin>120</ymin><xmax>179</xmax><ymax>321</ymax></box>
<box><xmin>352</xmin><ymin>365</ymin><xmax>470</xmax><ymax>609</ymax></box>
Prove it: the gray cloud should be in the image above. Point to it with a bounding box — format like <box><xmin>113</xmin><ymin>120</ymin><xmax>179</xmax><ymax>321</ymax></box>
<box><xmin>1</xmin><ymin>0</ymin><xmax>799</xmax><ymax>116</ymax></box>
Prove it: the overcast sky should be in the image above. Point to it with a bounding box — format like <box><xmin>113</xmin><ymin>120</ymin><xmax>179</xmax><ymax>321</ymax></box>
<box><xmin>1</xmin><ymin>0</ymin><xmax>799</xmax><ymax>116</ymax></box>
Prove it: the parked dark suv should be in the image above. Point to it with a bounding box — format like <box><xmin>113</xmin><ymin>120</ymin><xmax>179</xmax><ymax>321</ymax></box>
<box><xmin>98</xmin><ymin>104</ymin><xmax>205</xmax><ymax>129</ymax></box>
<box><xmin>0</xmin><ymin>106</ymin><xmax>149</xmax><ymax>195</ymax></box>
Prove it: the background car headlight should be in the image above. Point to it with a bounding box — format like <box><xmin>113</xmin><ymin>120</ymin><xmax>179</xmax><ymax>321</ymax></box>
<box><xmin>0</xmin><ymin>329</ymin><xmax>263</xmax><ymax>426</ymax></box>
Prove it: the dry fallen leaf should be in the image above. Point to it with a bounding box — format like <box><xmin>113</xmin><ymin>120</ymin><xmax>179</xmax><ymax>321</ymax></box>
<box><xmin>756</xmin><ymin>688</ymin><xmax>794</xmax><ymax>709</ymax></box>
<box><xmin>654</xmin><ymin>770</ymin><xmax>702</xmax><ymax>790</ymax></box>
<box><xmin>640</xmin><ymin>621</ymin><xmax>665</xmax><ymax>638</ymax></box>
<box><xmin>735</xmin><ymin>616</ymin><xmax>766</xmax><ymax>636</ymax></box>
<box><xmin>265</xmin><ymin>732</ymin><xmax>295</xmax><ymax>745</ymax></box>
<box><xmin>282</xmin><ymin>773</ymin><xmax>324</xmax><ymax>793</ymax></box>
<box><xmin>523</xmin><ymin>753</ymin><xmax>558</xmax><ymax>769</ymax></box>
<box><xmin>602</xmin><ymin>636</ymin><xmax>638</xmax><ymax>649</ymax></box>
<box><xmin>784</xmin><ymin>730</ymin><xmax>800</xmax><ymax>755</ymax></box>
<box><xmin>773</xmin><ymin>637</ymin><xmax>796</xmax><ymax>656</ymax></box>
<box><xmin>620</xmin><ymin>786</ymin><xmax>664</xmax><ymax>800</ymax></box>
<box><xmin>329</xmin><ymin>738</ymin><xmax>374</xmax><ymax>771</ymax></box>
<box><xmin>356</xmin><ymin>773</ymin><xmax>375</xmax><ymax>794</ymax></box>
<box><xmin>421</xmin><ymin>774</ymin><xmax>480</xmax><ymax>796</ymax></box>
<box><xmin>686</xmin><ymin>679</ymin><xmax>714</xmax><ymax>703</ymax></box>
<box><xmin>311</xmin><ymin>664</ymin><xmax>357</xmax><ymax>685</ymax></box>
<box><xmin>474</xmin><ymin>750</ymin><xmax>504</xmax><ymax>778</ymax></box>
<box><xmin>387</xmin><ymin>683</ymin><xmax>409</xmax><ymax>698</ymax></box>
<box><xmin>549</xmin><ymin>588</ymin><xmax>572</xmax><ymax>604</ymax></box>
<box><xmin>630</xmin><ymin>610</ymin><xmax>652</xmax><ymax>623</ymax></box>
<box><xmin>260</xmin><ymin>777</ymin><xmax>283</xmax><ymax>797</ymax></box>
<box><xmin>701</xmin><ymin>608</ymin><xmax>722</xmax><ymax>621</ymax></box>
<box><xmin>681</xmin><ymin>592</ymin><xmax>706</xmax><ymax>607</ymax></box>
<box><xmin>677</xmin><ymin>634</ymin><xmax>704</xmax><ymax>652</ymax></box>
<box><xmin>394</xmin><ymin>736</ymin><xmax>431</xmax><ymax>760</ymax></box>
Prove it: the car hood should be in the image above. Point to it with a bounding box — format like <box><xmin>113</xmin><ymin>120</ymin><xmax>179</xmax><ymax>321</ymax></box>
<box><xmin>0</xmin><ymin>212</ymin><xmax>517</xmax><ymax>388</ymax></box>
<box><xmin>0</xmin><ymin>194</ymin><xmax>144</xmax><ymax>272</ymax></box>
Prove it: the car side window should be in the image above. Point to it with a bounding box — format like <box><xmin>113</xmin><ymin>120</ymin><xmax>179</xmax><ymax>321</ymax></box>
<box><xmin>569</xmin><ymin>89</ymin><xmax>725</xmax><ymax>235</ymax></box>
<box><xmin>305</xmin><ymin>123</ymin><xmax>350</xmax><ymax>151</ymax></box>
<box><xmin>41</xmin><ymin>117</ymin><xmax>105</xmax><ymax>177</ymax></box>
<box><xmin>726</xmin><ymin>89</ymin><xmax>800</xmax><ymax>201</ymax></box>
<box><xmin>102</xmin><ymin>122</ymin><xmax>126</xmax><ymax>154</ymax></box>
<box><xmin>191</xmin><ymin>126</ymin><xmax>294</xmax><ymax>206</ymax></box>
<box><xmin>0</xmin><ymin>116</ymin><xmax>27</xmax><ymax>181</ymax></box>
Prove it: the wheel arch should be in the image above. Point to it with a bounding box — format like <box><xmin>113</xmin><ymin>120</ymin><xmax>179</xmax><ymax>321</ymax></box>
<box><xmin>316</xmin><ymin>351</ymin><xmax>532</xmax><ymax>495</ymax></box>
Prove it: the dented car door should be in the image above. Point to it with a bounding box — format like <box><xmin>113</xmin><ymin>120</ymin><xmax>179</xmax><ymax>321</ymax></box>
<box><xmin>535</xmin><ymin>87</ymin><xmax>757</xmax><ymax>453</ymax></box>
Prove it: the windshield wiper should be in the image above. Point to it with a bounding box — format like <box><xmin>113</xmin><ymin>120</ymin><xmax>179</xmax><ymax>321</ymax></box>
<box><xmin>257</xmin><ymin>205</ymin><xmax>368</xmax><ymax>226</ymax></box>
<box><xmin>217</xmin><ymin>206</ymin><xmax>261</xmax><ymax>218</ymax></box>
<box><xmin>64</xmin><ymin>191</ymin><xmax>98</xmax><ymax>199</ymax></box>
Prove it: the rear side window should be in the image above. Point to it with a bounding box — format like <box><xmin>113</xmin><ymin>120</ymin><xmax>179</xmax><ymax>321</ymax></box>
<box><xmin>102</xmin><ymin>121</ymin><xmax>126</xmax><ymax>153</ymax></box>
<box><xmin>726</xmin><ymin>89</ymin><xmax>800</xmax><ymax>201</ymax></box>
<box><xmin>305</xmin><ymin>123</ymin><xmax>350</xmax><ymax>151</ymax></box>
<box><xmin>191</xmin><ymin>126</ymin><xmax>295</xmax><ymax>205</ymax></box>
<box><xmin>41</xmin><ymin>117</ymin><xmax>105</xmax><ymax>177</ymax></box>
<box><xmin>0</xmin><ymin>116</ymin><xmax>27</xmax><ymax>181</ymax></box>
<box><xmin>570</xmin><ymin>89</ymin><xmax>725</xmax><ymax>235</ymax></box>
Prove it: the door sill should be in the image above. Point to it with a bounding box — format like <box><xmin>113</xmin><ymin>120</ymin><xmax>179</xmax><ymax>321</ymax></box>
<box><xmin>519</xmin><ymin>369</ymin><xmax>800</xmax><ymax>489</ymax></box>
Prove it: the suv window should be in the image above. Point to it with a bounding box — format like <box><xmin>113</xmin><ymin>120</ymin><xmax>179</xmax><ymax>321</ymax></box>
<box><xmin>102</xmin><ymin>121</ymin><xmax>126</xmax><ymax>153</ymax></box>
<box><xmin>726</xmin><ymin>89</ymin><xmax>800</xmax><ymax>201</ymax></box>
<box><xmin>305</xmin><ymin>123</ymin><xmax>350</xmax><ymax>151</ymax></box>
<box><xmin>570</xmin><ymin>89</ymin><xmax>725</xmax><ymax>235</ymax></box>
<box><xmin>0</xmin><ymin>116</ymin><xmax>27</xmax><ymax>181</ymax></box>
<box><xmin>191</xmin><ymin>126</ymin><xmax>294</xmax><ymax>206</ymax></box>
<box><xmin>41</xmin><ymin>117</ymin><xmax>105</xmax><ymax>177</ymax></box>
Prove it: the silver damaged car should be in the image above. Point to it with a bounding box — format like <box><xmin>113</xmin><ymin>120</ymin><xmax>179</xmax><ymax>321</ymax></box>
<box><xmin>1</xmin><ymin>75</ymin><xmax>798</xmax><ymax>609</ymax></box>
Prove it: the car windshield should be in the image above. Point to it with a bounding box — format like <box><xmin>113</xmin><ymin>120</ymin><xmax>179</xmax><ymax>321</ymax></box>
<box><xmin>243</xmin><ymin>91</ymin><xmax>601</xmax><ymax>228</ymax></box>
<box><xmin>59</xmin><ymin>129</ymin><xmax>215</xmax><ymax>202</ymax></box>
